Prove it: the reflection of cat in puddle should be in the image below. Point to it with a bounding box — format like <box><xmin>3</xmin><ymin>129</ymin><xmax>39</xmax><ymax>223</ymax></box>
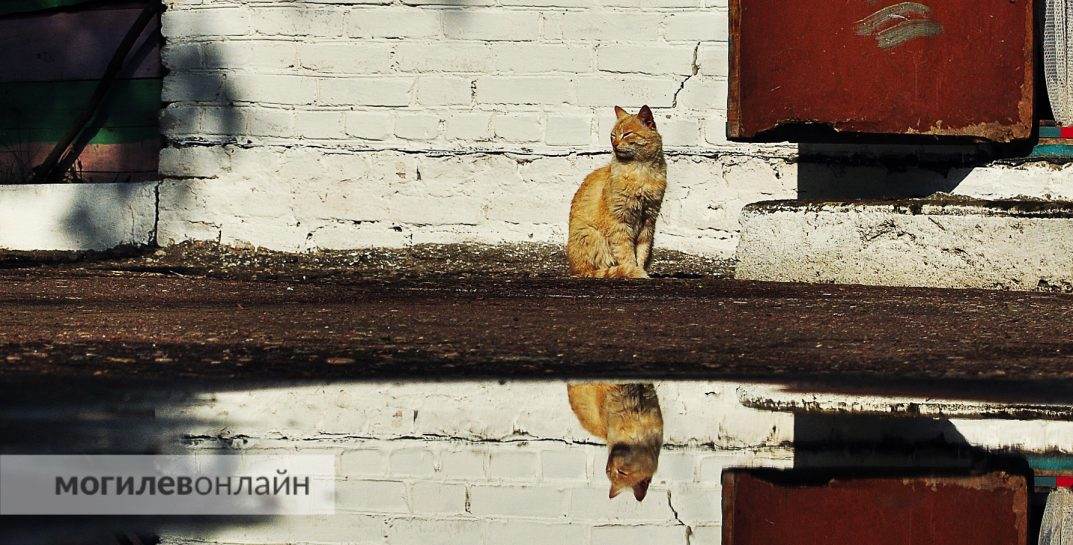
<box><xmin>567</xmin><ymin>383</ymin><xmax>663</xmax><ymax>501</ymax></box>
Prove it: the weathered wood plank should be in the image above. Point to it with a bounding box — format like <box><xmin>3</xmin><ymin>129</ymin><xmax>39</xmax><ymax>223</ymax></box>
<box><xmin>0</xmin><ymin>79</ymin><xmax>161</xmax><ymax>135</ymax></box>
<box><xmin>0</xmin><ymin>1</ymin><xmax>161</xmax><ymax>182</ymax></box>
<box><xmin>0</xmin><ymin>7</ymin><xmax>159</xmax><ymax>82</ymax></box>
<box><xmin>0</xmin><ymin>140</ymin><xmax>159</xmax><ymax>182</ymax></box>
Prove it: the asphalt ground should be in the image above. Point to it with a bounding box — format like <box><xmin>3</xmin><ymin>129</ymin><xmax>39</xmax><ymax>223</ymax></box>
<box><xmin>3</xmin><ymin>243</ymin><xmax>1073</xmax><ymax>404</ymax></box>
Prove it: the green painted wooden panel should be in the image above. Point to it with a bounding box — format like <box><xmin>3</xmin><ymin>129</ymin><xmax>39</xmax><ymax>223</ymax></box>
<box><xmin>0</xmin><ymin>125</ymin><xmax>157</xmax><ymax>145</ymax></box>
<box><xmin>0</xmin><ymin>1</ymin><xmax>161</xmax><ymax>181</ymax></box>
<box><xmin>1028</xmin><ymin>455</ymin><xmax>1073</xmax><ymax>472</ymax></box>
<box><xmin>1030</xmin><ymin>144</ymin><xmax>1073</xmax><ymax>158</ymax></box>
<box><xmin>0</xmin><ymin>78</ymin><xmax>160</xmax><ymax>141</ymax></box>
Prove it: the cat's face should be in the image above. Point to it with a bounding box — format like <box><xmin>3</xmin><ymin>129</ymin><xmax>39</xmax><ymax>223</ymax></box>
<box><xmin>610</xmin><ymin>105</ymin><xmax>662</xmax><ymax>162</ymax></box>
<box><xmin>606</xmin><ymin>443</ymin><xmax>658</xmax><ymax>501</ymax></box>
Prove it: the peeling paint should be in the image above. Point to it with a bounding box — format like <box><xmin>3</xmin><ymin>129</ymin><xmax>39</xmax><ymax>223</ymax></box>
<box><xmin>875</xmin><ymin>18</ymin><xmax>943</xmax><ymax>48</ymax></box>
<box><xmin>855</xmin><ymin>2</ymin><xmax>933</xmax><ymax>36</ymax></box>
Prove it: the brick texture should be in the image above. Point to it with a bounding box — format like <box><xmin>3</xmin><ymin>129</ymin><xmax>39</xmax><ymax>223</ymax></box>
<box><xmin>157</xmin><ymin>0</ymin><xmax>764</xmax><ymax>259</ymax></box>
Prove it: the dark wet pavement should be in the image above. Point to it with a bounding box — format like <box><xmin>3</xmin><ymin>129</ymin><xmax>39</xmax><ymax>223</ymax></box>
<box><xmin>3</xmin><ymin>248</ymin><xmax>1073</xmax><ymax>403</ymax></box>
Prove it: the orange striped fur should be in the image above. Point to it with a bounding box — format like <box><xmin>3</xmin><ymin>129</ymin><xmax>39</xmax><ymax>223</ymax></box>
<box><xmin>567</xmin><ymin>383</ymin><xmax>664</xmax><ymax>501</ymax></box>
<box><xmin>567</xmin><ymin>106</ymin><xmax>667</xmax><ymax>280</ymax></box>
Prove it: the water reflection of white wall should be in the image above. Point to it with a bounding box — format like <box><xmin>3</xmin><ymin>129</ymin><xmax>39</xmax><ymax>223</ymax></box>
<box><xmin>169</xmin><ymin>382</ymin><xmax>793</xmax><ymax>448</ymax></box>
<box><xmin>152</xmin><ymin>381</ymin><xmax>1073</xmax><ymax>545</ymax></box>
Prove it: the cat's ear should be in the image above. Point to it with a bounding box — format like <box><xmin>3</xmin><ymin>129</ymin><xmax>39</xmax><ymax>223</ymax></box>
<box><xmin>609</xmin><ymin>481</ymin><xmax>629</xmax><ymax>499</ymax></box>
<box><xmin>637</xmin><ymin>105</ymin><xmax>656</xmax><ymax>129</ymax></box>
<box><xmin>614</xmin><ymin>106</ymin><xmax>629</xmax><ymax>120</ymax></box>
<box><xmin>632</xmin><ymin>478</ymin><xmax>651</xmax><ymax>501</ymax></box>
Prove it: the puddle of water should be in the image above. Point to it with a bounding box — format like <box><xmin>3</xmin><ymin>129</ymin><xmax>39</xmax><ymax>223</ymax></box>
<box><xmin>2</xmin><ymin>379</ymin><xmax>1071</xmax><ymax>545</ymax></box>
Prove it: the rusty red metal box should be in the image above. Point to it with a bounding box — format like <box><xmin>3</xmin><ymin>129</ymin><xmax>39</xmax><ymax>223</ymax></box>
<box><xmin>723</xmin><ymin>471</ymin><xmax>1028</xmax><ymax>545</ymax></box>
<box><xmin>728</xmin><ymin>0</ymin><xmax>1035</xmax><ymax>142</ymax></box>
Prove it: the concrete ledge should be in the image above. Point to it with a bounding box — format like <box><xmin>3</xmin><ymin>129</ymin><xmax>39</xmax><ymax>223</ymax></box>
<box><xmin>0</xmin><ymin>182</ymin><xmax>157</xmax><ymax>251</ymax></box>
<box><xmin>734</xmin><ymin>197</ymin><xmax>1073</xmax><ymax>291</ymax></box>
<box><xmin>737</xmin><ymin>384</ymin><xmax>1073</xmax><ymax>421</ymax></box>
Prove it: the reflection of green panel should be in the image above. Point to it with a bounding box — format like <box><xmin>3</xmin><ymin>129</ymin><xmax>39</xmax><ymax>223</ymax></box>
<box><xmin>1028</xmin><ymin>455</ymin><xmax>1073</xmax><ymax>473</ymax></box>
<box><xmin>1030</xmin><ymin>144</ymin><xmax>1073</xmax><ymax>159</ymax></box>
<box><xmin>0</xmin><ymin>0</ymin><xmax>103</xmax><ymax>16</ymax></box>
<box><xmin>0</xmin><ymin>79</ymin><xmax>161</xmax><ymax>131</ymax></box>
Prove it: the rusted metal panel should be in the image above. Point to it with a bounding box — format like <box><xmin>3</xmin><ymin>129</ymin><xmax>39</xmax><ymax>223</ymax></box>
<box><xmin>723</xmin><ymin>470</ymin><xmax>1028</xmax><ymax>545</ymax></box>
<box><xmin>728</xmin><ymin>0</ymin><xmax>1035</xmax><ymax>142</ymax></box>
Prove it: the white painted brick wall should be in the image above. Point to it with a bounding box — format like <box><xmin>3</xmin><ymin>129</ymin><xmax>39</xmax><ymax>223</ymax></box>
<box><xmin>154</xmin><ymin>0</ymin><xmax>765</xmax><ymax>256</ymax></box>
<box><xmin>153</xmin><ymin>0</ymin><xmax>1073</xmax><ymax>260</ymax></box>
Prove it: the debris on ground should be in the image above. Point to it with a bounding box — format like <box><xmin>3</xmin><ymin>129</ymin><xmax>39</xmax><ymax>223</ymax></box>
<box><xmin>0</xmin><ymin>241</ymin><xmax>734</xmax><ymax>282</ymax></box>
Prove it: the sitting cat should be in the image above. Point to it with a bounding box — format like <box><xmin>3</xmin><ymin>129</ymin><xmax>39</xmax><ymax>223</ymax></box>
<box><xmin>567</xmin><ymin>382</ymin><xmax>664</xmax><ymax>501</ymax></box>
<box><xmin>567</xmin><ymin>105</ymin><xmax>667</xmax><ymax>279</ymax></box>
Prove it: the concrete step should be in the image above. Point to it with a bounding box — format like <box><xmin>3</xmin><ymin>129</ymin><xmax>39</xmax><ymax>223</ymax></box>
<box><xmin>736</xmin><ymin>384</ymin><xmax>1073</xmax><ymax>421</ymax></box>
<box><xmin>734</xmin><ymin>196</ymin><xmax>1073</xmax><ymax>291</ymax></box>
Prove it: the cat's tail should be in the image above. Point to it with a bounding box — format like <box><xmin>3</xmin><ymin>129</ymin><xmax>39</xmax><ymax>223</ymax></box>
<box><xmin>575</xmin><ymin>265</ymin><xmax>648</xmax><ymax>279</ymax></box>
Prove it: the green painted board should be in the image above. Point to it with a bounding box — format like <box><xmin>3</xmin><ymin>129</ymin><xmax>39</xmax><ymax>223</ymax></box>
<box><xmin>1030</xmin><ymin>144</ymin><xmax>1073</xmax><ymax>159</ymax></box>
<box><xmin>0</xmin><ymin>78</ymin><xmax>160</xmax><ymax>134</ymax></box>
<box><xmin>1028</xmin><ymin>455</ymin><xmax>1073</xmax><ymax>472</ymax></box>
<box><xmin>0</xmin><ymin>0</ymin><xmax>161</xmax><ymax>181</ymax></box>
<box><xmin>0</xmin><ymin>125</ymin><xmax>158</xmax><ymax>145</ymax></box>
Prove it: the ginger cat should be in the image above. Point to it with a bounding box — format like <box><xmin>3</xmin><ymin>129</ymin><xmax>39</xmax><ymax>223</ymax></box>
<box><xmin>567</xmin><ymin>105</ymin><xmax>667</xmax><ymax>279</ymax></box>
<box><xmin>567</xmin><ymin>383</ymin><xmax>664</xmax><ymax>501</ymax></box>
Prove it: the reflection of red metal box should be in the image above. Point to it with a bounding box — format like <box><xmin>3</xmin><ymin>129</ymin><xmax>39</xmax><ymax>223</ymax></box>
<box><xmin>728</xmin><ymin>0</ymin><xmax>1035</xmax><ymax>143</ymax></box>
<box><xmin>723</xmin><ymin>470</ymin><xmax>1028</xmax><ymax>545</ymax></box>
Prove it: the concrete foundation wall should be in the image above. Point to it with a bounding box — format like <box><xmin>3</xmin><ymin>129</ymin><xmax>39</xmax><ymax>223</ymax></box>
<box><xmin>735</xmin><ymin>200</ymin><xmax>1073</xmax><ymax>290</ymax></box>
